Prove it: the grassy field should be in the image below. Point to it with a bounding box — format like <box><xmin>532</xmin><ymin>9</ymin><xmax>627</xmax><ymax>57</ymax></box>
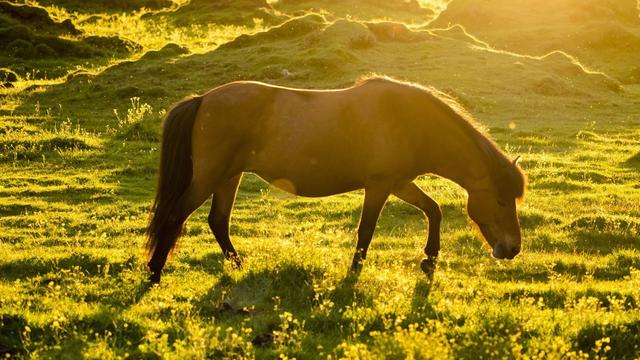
<box><xmin>1</xmin><ymin>0</ymin><xmax>639</xmax><ymax>358</ymax></box>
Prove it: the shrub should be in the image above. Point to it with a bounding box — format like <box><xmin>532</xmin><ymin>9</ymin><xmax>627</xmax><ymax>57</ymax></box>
<box><xmin>35</xmin><ymin>43</ymin><xmax>56</xmax><ymax>57</ymax></box>
<box><xmin>7</xmin><ymin>39</ymin><xmax>35</xmax><ymax>58</ymax></box>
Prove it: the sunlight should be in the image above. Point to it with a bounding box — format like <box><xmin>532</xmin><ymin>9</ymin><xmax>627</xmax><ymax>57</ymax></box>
<box><xmin>0</xmin><ymin>0</ymin><xmax>639</xmax><ymax>358</ymax></box>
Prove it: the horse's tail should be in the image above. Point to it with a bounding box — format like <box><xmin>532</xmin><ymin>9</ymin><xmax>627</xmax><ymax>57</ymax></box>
<box><xmin>146</xmin><ymin>95</ymin><xmax>203</xmax><ymax>255</ymax></box>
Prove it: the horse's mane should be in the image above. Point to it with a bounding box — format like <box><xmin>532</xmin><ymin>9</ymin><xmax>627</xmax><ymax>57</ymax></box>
<box><xmin>356</xmin><ymin>75</ymin><xmax>527</xmax><ymax>200</ymax></box>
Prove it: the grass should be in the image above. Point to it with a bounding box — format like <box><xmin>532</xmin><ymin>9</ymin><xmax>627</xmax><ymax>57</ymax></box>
<box><xmin>0</xmin><ymin>0</ymin><xmax>639</xmax><ymax>358</ymax></box>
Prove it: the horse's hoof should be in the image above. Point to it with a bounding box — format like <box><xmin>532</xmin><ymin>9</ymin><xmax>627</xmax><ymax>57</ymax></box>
<box><xmin>148</xmin><ymin>272</ymin><xmax>161</xmax><ymax>284</ymax></box>
<box><xmin>228</xmin><ymin>254</ymin><xmax>243</xmax><ymax>269</ymax></box>
<box><xmin>420</xmin><ymin>257</ymin><xmax>437</xmax><ymax>278</ymax></box>
<box><xmin>350</xmin><ymin>260</ymin><xmax>363</xmax><ymax>274</ymax></box>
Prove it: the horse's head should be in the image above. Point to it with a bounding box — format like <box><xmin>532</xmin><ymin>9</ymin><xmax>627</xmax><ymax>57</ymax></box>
<box><xmin>466</xmin><ymin>157</ymin><xmax>526</xmax><ymax>260</ymax></box>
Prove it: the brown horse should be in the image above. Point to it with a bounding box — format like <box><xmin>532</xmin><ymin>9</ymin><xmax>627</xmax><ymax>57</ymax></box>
<box><xmin>146</xmin><ymin>77</ymin><xmax>526</xmax><ymax>284</ymax></box>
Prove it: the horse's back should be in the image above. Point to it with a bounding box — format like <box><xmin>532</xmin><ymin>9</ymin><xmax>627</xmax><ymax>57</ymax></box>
<box><xmin>191</xmin><ymin>79</ymin><xmax>439</xmax><ymax>196</ymax></box>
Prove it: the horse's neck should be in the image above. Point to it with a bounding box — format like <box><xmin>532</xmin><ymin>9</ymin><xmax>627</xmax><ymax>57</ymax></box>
<box><xmin>429</xmin><ymin>130</ymin><xmax>494</xmax><ymax>193</ymax></box>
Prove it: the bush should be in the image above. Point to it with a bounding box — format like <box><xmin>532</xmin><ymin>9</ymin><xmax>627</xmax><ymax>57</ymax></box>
<box><xmin>35</xmin><ymin>43</ymin><xmax>56</xmax><ymax>57</ymax></box>
<box><xmin>0</xmin><ymin>25</ymin><xmax>33</xmax><ymax>41</ymax></box>
<box><xmin>7</xmin><ymin>39</ymin><xmax>36</xmax><ymax>58</ymax></box>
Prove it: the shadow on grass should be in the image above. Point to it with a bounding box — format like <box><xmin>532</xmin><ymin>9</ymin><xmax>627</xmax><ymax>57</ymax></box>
<box><xmin>0</xmin><ymin>309</ymin><xmax>151</xmax><ymax>359</ymax></box>
<box><xmin>0</xmin><ymin>252</ymin><xmax>154</xmax><ymax>310</ymax></box>
<box><xmin>502</xmin><ymin>288</ymin><xmax>568</xmax><ymax>308</ymax></box>
<box><xmin>189</xmin><ymin>258</ymin><xmax>439</xmax><ymax>352</ymax></box>
<box><xmin>194</xmin><ymin>263</ymin><xmax>321</xmax><ymax>318</ymax></box>
<box><xmin>624</xmin><ymin>150</ymin><xmax>640</xmax><ymax>169</ymax></box>
<box><xmin>0</xmin><ymin>314</ymin><xmax>28</xmax><ymax>358</ymax></box>
<box><xmin>0</xmin><ymin>203</ymin><xmax>39</xmax><ymax>216</ymax></box>
<box><xmin>573</xmin><ymin>232</ymin><xmax>640</xmax><ymax>254</ymax></box>
<box><xmin>0</xmin><ymin>186</ymin><xmax>113</xmax><ymax>205</ymax></box>
<box><xmin>407</xmin><ymin>277</ymin><xmax>436</xmax><ymax>322</ymax></box>
<box><xmin>575</xmin><ymin>320</ymin><xmax>640</xmax><ymax>358</ymax></box>
<box><xmin>0</xmin><ymin>253</ymin><xmax>138</xmax><ymax>281</ymax></box>
<box><xmin>183</xmin><ymin>251</ymin><xmax>226</xmax><ymax>276</ymax></box>
<box><xmin>484</xmin><ymin>266</ymin><xmax>551</xmax><ymax>283</ymax></box>
<box><xmin>526</xmin><ymin>230</ymin><xmax>639</xmax><ymax>256</ymax></box>
<box><xmin>481</xmin><ymin>253</ymin><xmax>640</xmax><ymax>284</ymax></box>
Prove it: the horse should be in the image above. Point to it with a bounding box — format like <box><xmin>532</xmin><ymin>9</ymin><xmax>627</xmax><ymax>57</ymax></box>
<box><xmin>145</xmin><ymin>76</ymin><xmax>526</xmax><ymax>284</ymax></box>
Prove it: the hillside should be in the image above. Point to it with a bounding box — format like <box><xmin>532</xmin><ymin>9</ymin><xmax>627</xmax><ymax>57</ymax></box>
<box><xmin>430</xmin><ymin>0</ymin><xmax>640</xmax><ymax>83</ymax></box>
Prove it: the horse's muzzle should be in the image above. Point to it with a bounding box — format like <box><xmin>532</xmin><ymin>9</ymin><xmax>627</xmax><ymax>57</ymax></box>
<box><xmin>492</xmin><ymin>242</ymin><xmax>520</xmax><ymax>260</ymax></box>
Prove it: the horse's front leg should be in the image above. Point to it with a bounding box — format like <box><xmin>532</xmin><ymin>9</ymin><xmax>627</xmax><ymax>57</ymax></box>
<box><xmin>350</xmin><ymin>187</ymin><xmax>391</xmax><ymax>273</ymax></box>
<box><xmin>392</xmin><ymin>182</ymin><xmax>442</xmax><ymax>277</ymax></box>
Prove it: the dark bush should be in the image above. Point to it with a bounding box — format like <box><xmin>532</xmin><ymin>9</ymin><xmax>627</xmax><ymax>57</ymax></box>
<box><xmin>83</xmin><ymin>35</ymin><xmax>142</xmax><ymax>53</ymax></box>
<box><xmin>0</xmin><ymin>25</ymin><xmax>33</xmax><ymax>41</ymax></box>
<box><xmin>7</xmin><ymin>39</ymin><xmax>36</xmax><ymax>58</ymax></box>
<box><xmin>140</xmin><ymin>43</ymin><xmax>189</xmax><ymax>60</ymax></box>
<box><xmin>45</xmin><ymin>36</ymin><xmax>101</xmax><ymax>58</ymax></box>
<box><xmin>60</xmin><ymin>18</ymin><xmax>80</xmax><ymax>34</ymax></box>
<box><xmin>0</xmin><ymin>2</ymin><xmax>80</xmax><ymax>34</ymax></box>
<box><xmin>35</xmin><ymin>43</ymin><xmax>56</xmax><ymax>57</ymax></box>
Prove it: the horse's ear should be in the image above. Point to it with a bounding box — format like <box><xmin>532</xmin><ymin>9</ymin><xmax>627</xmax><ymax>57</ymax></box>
<box><xmin>513</xmin><ymin>155</ymin><xmax>522</xmax><ymax>166</ymax></box>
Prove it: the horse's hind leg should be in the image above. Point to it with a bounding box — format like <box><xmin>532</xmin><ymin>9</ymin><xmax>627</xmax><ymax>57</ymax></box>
<box><xmin>148</xmin><ymin>183</ymin><xmax>213</xmax><ymax>283</ymax></box>
<box><xmin>208</xmin><ymin>174</ymin><xmax>243</xmax><ymax>268</ymax></box>
<box><xmin>392</xmin><ymin>182</ymin><xmax>442</xmax><ymax>275</ymax></box>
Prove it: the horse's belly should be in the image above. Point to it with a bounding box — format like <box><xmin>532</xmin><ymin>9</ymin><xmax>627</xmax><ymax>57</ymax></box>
<box><xmin>244</xmin><ymin>116</ymin><xmax>417</xmax><ymax>196</ymax></box>
<box><xmin>251</xmin><ymin>169</ymin><xmax>364</xmax><ymax>197</ymax></box>
<box><xmin>248</xmin><ymin>154</ymin><xmax>417</xmax><ymax>197</ymax></box>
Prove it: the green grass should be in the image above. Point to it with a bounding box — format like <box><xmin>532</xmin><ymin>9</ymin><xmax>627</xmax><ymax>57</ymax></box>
<box><xmin>0</xmin><ymin>0</ymin><xmax>639</xmax><ymax>358</ymax></box>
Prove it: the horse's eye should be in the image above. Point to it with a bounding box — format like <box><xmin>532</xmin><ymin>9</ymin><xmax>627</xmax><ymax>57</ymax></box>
<box><xmin>497</xmin><ymin>200</ymin><xmax>507</xmax><ymax>207</ymax></box>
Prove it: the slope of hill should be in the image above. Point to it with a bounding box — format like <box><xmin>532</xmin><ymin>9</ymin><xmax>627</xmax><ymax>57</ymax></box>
<box><xmin>0</xmin><ymin>2</ymin><xmax>141</xmax><ymax>79</ymax></box>
<box><xmin>27</xmin><ymin>13</ymin><xmax>630</xmax><ymax>133</ymax></box>
<box><xmin>430</xmin><ymin>0</ymin><xmax>640</xmax><ymax>84</ymax></box>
